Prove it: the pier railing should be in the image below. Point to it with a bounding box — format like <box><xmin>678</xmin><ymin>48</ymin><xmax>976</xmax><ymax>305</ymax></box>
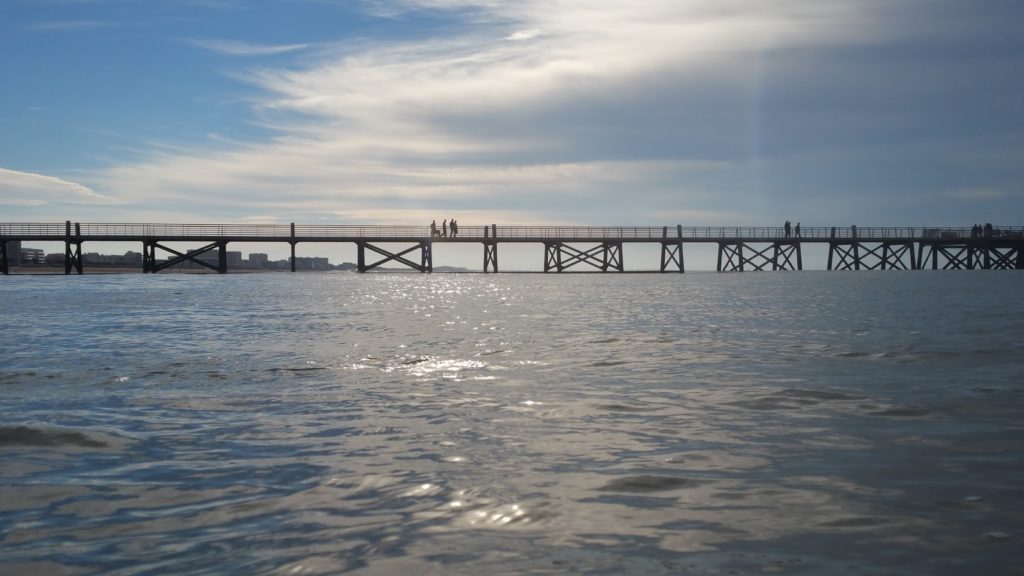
<box><xmin>2</xmin><ymin>223</ymin><xmax>1022</xmax><ymax>241</ymax></box>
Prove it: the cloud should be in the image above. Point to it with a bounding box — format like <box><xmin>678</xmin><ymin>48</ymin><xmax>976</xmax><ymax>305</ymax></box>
<box><xmin>86</xmin><ymin>1</ymin><xmax>873</xmax><ymax>222</ymax></box>
<box><xmin>187</xmin><ymin>39</ymin><xmax>310</xmax><ymax>57</ymax></box>
<box><xmin>504</xmin><ymin>28</ymin><xmax>540</xmax><ymax>41</ymax></box>
<box><xmin>80</xmin><ymin>1</ymin><xmax>1024</xmax><ymax>226</ymax></box>
<box><xmin>0</xmin><ymin>168</ymin><xmax>109</xmax><ymax>207</ymax></box>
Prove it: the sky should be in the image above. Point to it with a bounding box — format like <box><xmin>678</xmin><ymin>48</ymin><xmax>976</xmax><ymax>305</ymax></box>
<box><xmin>1</xmin><ymin>0</ymin><xmax>1022</xmax><ymax>253</ymax></box>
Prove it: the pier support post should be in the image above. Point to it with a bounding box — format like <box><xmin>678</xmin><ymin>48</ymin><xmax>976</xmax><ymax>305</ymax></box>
<box><xmin>544</xmin><ymin>242</ymin><xmax>561</xmax><ymax>272</ymax></box>
<box><xmin>142</xmin><ymin>240</ymin><xmax>155</xmax><ymax>273</ymax></box>
<box><xmin>483</xmin><ymin>242</ymin><xmax>498</xmax><ymax>273</ymax></box>
<box><xmin>217</xmin><ymin>240</ymin><xmax>228</xmax><ymax>274</ymax></box>
<box><xmin>64</xmin><ymin>221</ymin><xmax>83</xmax><ymax>275</ymax></box>
<box><xmin>290</xmin><ymin>223</ymin><xmax>296</xmax><ymax>272</ymax></box>
<box><xmin>604</xmin><ymin>242</ymin><xmax>623</xmax><ymax>271</ymax></box>
<box><xmin>64</xmin><ymin>242</ymin><xmax>83</xmax><ymax>275</ymax></box>
<box><xmin>660</xmin><ymin>225</ymin><xmax>684</xmax><ymax>272</ymax></box>
<box><xmin>482</xmin><ymin>225</ymin><xmax>498</xmax><ymax>273</ymax></box>
<box><xmin>421</xmin><ymin>241</ymin><xmax>433</xmax><ymax>273</ymax></box>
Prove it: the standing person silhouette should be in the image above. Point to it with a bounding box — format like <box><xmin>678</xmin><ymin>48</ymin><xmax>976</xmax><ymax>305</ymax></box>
<box><xmin>784</xmin><ymin>220</ymin><xmax>791</xmax><ymax>238</ymax></box>
<box><xmin>430</xmin><ymin>220</ymin><xmax>438</xmax><ymax>238</ymax></box>
<box><xmin>794</xmin><ymin>222</ymin><xmax>801</xmax><ymax>238</ymax></box>
<box><xmin>442</xmin><ymin>219</ymin><xmax>448</xmax><ymax>238</ymax></box>
<box><xmin>451</xmin><ymin>219</ymin><xmax>458</xmax><ymax>238</ymax></box>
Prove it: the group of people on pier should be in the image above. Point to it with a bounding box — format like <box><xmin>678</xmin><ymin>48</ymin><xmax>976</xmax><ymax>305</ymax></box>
<box><xmin>430</xmin><ymin>219</ymin><xmax>459</xmax><ymax>238</ymax></box>
<box><xmin>971</xmin><ymin>223</ymin><xmax>1001</xmax><ymax>238</ymax></box>
<box><xmin>783</xmin><ymin>220</ymin><xmax>801</xmax><ymax>238</ymax></box>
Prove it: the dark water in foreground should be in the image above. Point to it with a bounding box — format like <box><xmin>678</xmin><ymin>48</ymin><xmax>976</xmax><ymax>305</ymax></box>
<box><xmin>1</xmin><ymin>272</ymin><xmax>1022</xmax><ymax>575</ymax></box>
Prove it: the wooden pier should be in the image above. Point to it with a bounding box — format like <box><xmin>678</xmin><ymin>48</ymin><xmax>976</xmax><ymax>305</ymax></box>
<box><xmin>1</xmin><ymin>222</ymin><xmax>1022</xmax><ymax>274</ymax></box>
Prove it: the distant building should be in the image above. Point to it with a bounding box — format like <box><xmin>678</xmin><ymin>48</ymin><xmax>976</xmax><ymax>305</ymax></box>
<box><xmin>295</xmin><ymin>256</ymin><xmax>330</xmax><ymax>270</ymax></box>
<box><xmin>84</xmin><ymin>251</ymin><xmax>144</xmax><ymax>266</ymax></box>
<box><xmin>21</xmin><ymin>247</ymin><xmax>45</xmax><ymax>264</ymax></box>
<box><xmin>123</xmin><ymin>251</ymin><xmax>143</xmax><ymax>265</ymax></box>
<box><xmin>248</xmin><ymin>253</ymin><xmax>269</xmax><ymax>267</ymax></box>
<box><xmin>3</xmin><ymin>245</ymin><xmax>337</xmax><ymax>272</ymax></box>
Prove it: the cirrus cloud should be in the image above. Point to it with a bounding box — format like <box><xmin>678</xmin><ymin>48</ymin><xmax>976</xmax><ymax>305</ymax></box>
<box><xmin>186</xmin><ymin>38</ymin><xmax>310</xmax><ymax>56</ymax></box>
<box><xmin>0</xmin><ymin>167</ymin><xmax>109</xmax><ymax>207</ymax></box>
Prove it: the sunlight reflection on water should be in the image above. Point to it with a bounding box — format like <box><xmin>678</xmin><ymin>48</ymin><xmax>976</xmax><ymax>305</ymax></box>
<box><xmin>1</xmin><ymin>271</ymin><xmax>1022</xmax><ymax>574</ymax></box>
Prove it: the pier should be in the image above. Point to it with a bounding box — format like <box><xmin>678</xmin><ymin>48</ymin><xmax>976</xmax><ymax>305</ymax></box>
<box><xmin>1</xmin><ymin>222</ymin><xmax>1022</xmax><ymax>274</ymax></box>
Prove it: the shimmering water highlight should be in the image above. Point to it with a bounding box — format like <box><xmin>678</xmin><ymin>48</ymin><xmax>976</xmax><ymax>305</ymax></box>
<box><xmin>1</xmin><ymin>272</ymin><xmax>1022</xmax><ymax>574</ymax></box>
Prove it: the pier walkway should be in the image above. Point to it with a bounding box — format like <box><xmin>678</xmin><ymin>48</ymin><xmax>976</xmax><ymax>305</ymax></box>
<box><xmin>1</xmin><ymin>222</ymin><xmax>1022</xmax><ymax>274</ymax></box>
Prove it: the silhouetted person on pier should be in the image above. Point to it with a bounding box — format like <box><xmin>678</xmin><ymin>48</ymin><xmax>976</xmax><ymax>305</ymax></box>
<box><xmin>794</xmin><ymin>222</ymin><xmax>801</xmax><ymax>238</ymax></box>
<box><xmin>450</xmin><ymin>219</ymin><xmax>458</xmax><ymax>238</ymax></box>
<box><xmin>984</xmin><ymin>223</ymin><xmax>993</xmax><ymax>238</ymax></box>
<box><xmin>430</xmin><ymin>220</ymin><xmax>438</xmax><ymax>238</ymax></box>
<box><xmin>784</xmin><ymin>221</ymin><xmax>791</xmax><ymax>238</ymax></box>
<box><xmin>442</xmin><ymin>219</ymin><xmax>448</xmax><ymax>238</ymax></box>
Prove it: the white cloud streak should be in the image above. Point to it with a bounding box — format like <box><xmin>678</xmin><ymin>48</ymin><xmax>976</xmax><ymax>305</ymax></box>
<box><xmin>0</xmin><ymin>167</ymin><xmax>109</xmax><ymax>206</ymax></box>
<box><xmin>504</xmin><ymin>28</ymin><xmax>541</xmax><ymax>41</ymax></box>
<box><xmin>187</xmin><ymin>39</ymin><xmax>310</xmax><ymax>56</ymax></box>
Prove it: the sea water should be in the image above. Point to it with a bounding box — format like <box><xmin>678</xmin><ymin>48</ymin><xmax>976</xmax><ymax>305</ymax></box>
<box><xmin>0</xmin><ymin>271</ymin><xmax>1021</xmax><ymax>575</ymax></box>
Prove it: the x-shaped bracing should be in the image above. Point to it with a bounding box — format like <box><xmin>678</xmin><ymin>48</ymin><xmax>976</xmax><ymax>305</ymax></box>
<box><xmin>660</xmin><ymin>242</ymin><xmax>684</xmax><ymax>272</ymax></box>
<box><xmin>146</xmin><ymin>241</ymin><xmax>223</xmax><ymax>273</ymax></box>
<box><xmin>719</xmin><ymin>242</ymin><xmax>796</xmax><ymax>272</ymax></box>
<box><xmin>985</xmin><ymin>246</ymin><xmax>1020</xmax><ymax>270</ymax></box>
<box><xmin>483</xmin><ymin>242</ymin><xmax>498</xmax><ymax>273</ymax></box>
<box><xmin>828</xmin><ymin>242</ymin><xmax>860</xmax><ymax>271</ymax></box>
<box><xmin>545</xmin><ymin>242</ymin><xmax>622</xmax><ymax>272</ymax></box>
<box><xmin>933</xmin><ymin>245</ymin><xmax>971</xmax><ymax>270</ymax></box>
<box><xmin>845</xmin><ymin>242</ymin><xmax>916</xmax><ymax>271</ymax></box>
<box><xmin>360</xmin><ymin>242</ymin><xmax>431</xmax><ymax>272</ymax></box>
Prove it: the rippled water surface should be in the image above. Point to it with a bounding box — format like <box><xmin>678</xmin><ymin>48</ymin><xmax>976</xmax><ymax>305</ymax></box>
<box><xmin>1</xmin><ymin>271</ymin><xmax>1022</xmax><ymax>575</ymax></box>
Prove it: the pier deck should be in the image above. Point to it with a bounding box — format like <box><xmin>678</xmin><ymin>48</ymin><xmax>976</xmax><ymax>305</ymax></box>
<box><xmin>2</xmin><ymin>222</ymin><xmax>1021</xmax><ymax>274</ymax></box>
